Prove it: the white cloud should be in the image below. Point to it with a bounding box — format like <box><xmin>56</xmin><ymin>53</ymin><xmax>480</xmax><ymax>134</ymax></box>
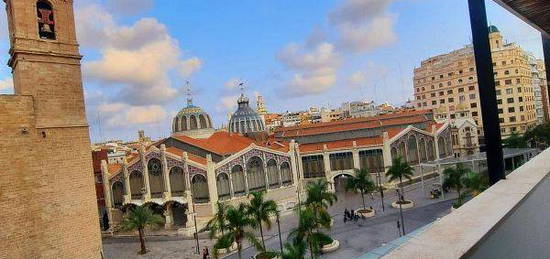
<box><xmin>348</xmin><ymin>62</ymin><xmax>388</xmax><ymax>88</ymax></box>
<box><xmin>337</xmin><ymin>15</ymin><xmax>397</xmax><ymax>53</ymax></box>
<box><xmin>329</xmin><ymin>0</ymin><xmax>398</xmax><ymax>53</ymax></box>
<box><xmin>0</xmin><ymin>77</ymin><xmax>13</xmax><ymax>91</ymax></box>
<box><xmin>98</xmin><ymin>103</ymin><xmax>167</xmax><ymax>127</ymax></box>
<box><xmin>180</xmin><ymin>57</ymin><xmax>203</xmax><ymax>77</ymax></box>
<box><xmin>277</xmin><ymin>42</ymin><xmax>340</xmax><ymax>96</ymax></box>
<box><xmin>224</xmin><ymin>78</ymin><xmax>241</xmax><ymax>90</ymax></box>
<box><xmin>217</xmin><ymin>95</ymin><xmax>240</xmax><ymax>112</ymax></box>
<box><xmin>78</xmin><ymin>5</ymin><xmax>201</xmax><ymax>106</ymax></box>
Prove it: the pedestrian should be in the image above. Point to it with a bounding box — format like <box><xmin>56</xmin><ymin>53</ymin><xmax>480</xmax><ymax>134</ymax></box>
<box><xmin>350</xmin><ymin>209</ymin><xmax>355</xmax><ymax>218</ymax></box>
<box><xmin>369</xmin><ymin>206</ymin><xmax>373</xmax><ymax>211</ymax></box>
<box><xmin>203</xmin><ymin>247</ymin><xmax>210</xmax><ymax>259</ymax></box>
<box><xmin>344</xmin><ymin>208</ymin><xmax>349</xmax><ymax>223</ymax></box>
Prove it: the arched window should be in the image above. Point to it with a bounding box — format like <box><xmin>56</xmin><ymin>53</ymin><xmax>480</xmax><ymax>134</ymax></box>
<box><xmin>129</xmin><ymin>170</ymin><xmax>144</xmax><ymax>199</ymax></box>
<box><xmin>247</xmin><ymin>157</ymin><xmax>266</xmax><ymax>192</ymax></box>
<box><xmin>199</xmin><ymin>114</ymin><xmax>207</xmax><ymax>129</ymax></box>
<box><xmin>398</xmin><ymin>142</ymin><xmax>407</xmax><ymax>160</ymax></box>
<box><xmin>280</xmin><ymin>162</ymin><xmax>292</xmax><ymax>186</ymax></box>
<box><xmin>169</xmin><ymin>167</ymin><xmax>185</xmax><ymax>197</ymax></box>
<box><xmin>391</xmin><ymin>147</ymin><xmax>398</xmax><ymax>159</ymax></box>
<box><xmin>191</xmin><ymin>174</ymin><xmax>209</xmax><ymax>203</ymax></box>
<box><xmin>181</xmin><ymin>116</ymin><xmax>188</xmax><ymax>131</ymax></box>
<box><xmin>419</xmin><ymin>138</ymin><xmax>427</xmax><ymax>162</ymax></box>
<box><xmin>216</xmin><ymin>173</ymin><xmax>231</xmax><ymax>200</ymax></box>
<box><xmin>231</xmin><ymin>165</ymin><xmax>246</xmax><ymax>196</ymax></box>
<box><xmin>174</xmin><ymin>116</ymin><xmax>180</xmax><ymax>132</ymax></box>
<box><xmin>438</xmin><ymin>137</ymin><xmax>446</xmax><ymax>157</ymax></box>
<box><xmin>407</xmin><ymin>135</ymin><xmax>419</xmax><ymax>165</ymax></box>
<box><xmin>112</xmin><ymin>181</ymin><xmax>124</xmax><ymax>207</ymax></box>
<box><xmin>37</xmin><ymin>1</ymin><xmax>55</xmax><ymax>40</ymax></box>
<box><xmin>427</xmin><ymin>139</ymin><xmax>435</xmax><ymax>160</ymax></box>
<box><xmin>266</xmin><ymin>159</ymin><xmax>279</xmax><ymax>189</ymax></box>
<box><xmin>189</xmin><ymin>115</ymin><xmax>198</xmax><ymax>130</ymax></box>
<box><xmin>148</xmin><ymin>158</ymin><xmax>164</xmax><ymax>198</ymax></box>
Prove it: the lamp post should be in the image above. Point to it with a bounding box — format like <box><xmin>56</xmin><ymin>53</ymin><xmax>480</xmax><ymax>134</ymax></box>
<box><xmin>376</xmin><ymin>170</ymin><xmax>385</xmax><ymax>212</ymax></box>
<box><xmin>191</xmin><ymin>211</ymin><xmax>199</xmax><ymax>254</ymax></box>
<box><xmin>395</xmin><ymin>189</ymin><xmax>405</xmax><ymax>235</ymax></box>
<box><xmin>276</xmin><ymin>211</ymin><xmax>283</xmax><ymax>254</ymax></box>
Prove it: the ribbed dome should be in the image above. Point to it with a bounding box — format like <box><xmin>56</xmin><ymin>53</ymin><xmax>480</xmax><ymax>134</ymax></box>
<box><xmin>488</xmin><ymin>25</ymin><xmax>500</xmax><ymax>33</ymax></box>
<box><xmin>229</xmin><ymin>94</ymin><xmax>265</xmax><ymax>134</ymax></box>
<box><xmin>172</xmin><ymin>97</ymin><xmax>214</xmax><ymax>138</ymax></box>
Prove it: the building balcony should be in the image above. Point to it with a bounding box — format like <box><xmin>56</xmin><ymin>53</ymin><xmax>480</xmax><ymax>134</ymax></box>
<box><xmin>382</xmin><ymin>147</ymin><xmax>550</xmax><ymax>258</ymax></box>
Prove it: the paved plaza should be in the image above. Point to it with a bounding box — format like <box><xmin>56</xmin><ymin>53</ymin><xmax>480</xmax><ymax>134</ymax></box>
<box><xmin>102</xmin><ymin>177</ymin><xmax>457</xmax><ymax>259</ymax></box>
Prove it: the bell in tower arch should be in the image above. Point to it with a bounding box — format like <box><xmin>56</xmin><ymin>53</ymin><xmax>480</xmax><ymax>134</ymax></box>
<box><xmin>37</xmin><ymin>1</ymin><xmax>56</xmax><ymax>40</ymax></box>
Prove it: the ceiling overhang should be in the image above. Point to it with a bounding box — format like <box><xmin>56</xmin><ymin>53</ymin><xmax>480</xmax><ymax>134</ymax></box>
<box><xmin>493</xmin><ymin>0</ymin><xmax>550</xmax><ymax>37</ymax></box>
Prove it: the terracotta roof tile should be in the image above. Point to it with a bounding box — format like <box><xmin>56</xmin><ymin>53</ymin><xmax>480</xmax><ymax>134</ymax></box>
<box><xmin>385</xmin><ymin>128</ymin><xmax>406</xmax><ymax>139</ymax></box>
<box><xmin>172</xmin><ymin>131</ymin><xmax>254</xmax><ymax>156</ymax></box>
<box><xmin>107</xmin><ymin>163</ymin><xmax>122</xmax><ymax>175</ymax></box>
<box><xmin>299</xmin><ymin>136</ymin><xmax>383</xmax><ymax>153</ymax></box>
<box><xmin>165</xmin><ymin>146</ymin><xmax>207</xmax><ymax>165</ymax></box>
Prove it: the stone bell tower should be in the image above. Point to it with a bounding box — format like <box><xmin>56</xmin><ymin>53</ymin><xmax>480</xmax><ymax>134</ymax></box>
<box><xmin>0</xmin><ymin>0</ymin><xmax>102</xmax><ymax>258</ymax></box>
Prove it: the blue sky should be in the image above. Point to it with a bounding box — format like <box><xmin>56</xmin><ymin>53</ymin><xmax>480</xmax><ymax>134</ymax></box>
<box><xmin>0</xmin><ymin>0</ymin><xmax>544</xmax><ymax>143</ymax></box>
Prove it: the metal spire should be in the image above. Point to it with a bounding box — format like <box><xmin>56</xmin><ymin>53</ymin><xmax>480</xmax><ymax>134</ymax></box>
<box><xmin>185</xmin><ymin>81</ymin><xmax>193</xmax><ymax>107</ymax></box>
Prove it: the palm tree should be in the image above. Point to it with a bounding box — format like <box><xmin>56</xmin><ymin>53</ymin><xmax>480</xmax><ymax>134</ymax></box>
<box><xmin>247</xmin><ymin>191</ymin><xmax>278</xmax><ymax>250</ymax></box>
<box><xmin>386</xmin><ymin>156</ymin><xmax>414</xmax><ymax>201</ymax></box>
<box><xmin>288</xmin><ymin>206</ymin><xmax>331</xmax><ymax>259</ymax></box>
<box><xmin>304</xmin><ymin>179</ymin><xmax>337</xmax><ymax>210</ymax></box>
<box><xmin>280</xmin><ymin>240</ymin><xmax>307</xmax><ymax>259</ymax></box>
<box><xmin>205</xmin><ymin>201</ymin><xmax>229</xmax><ymax>238</ymax></box>
<box><xmin>120</xmin><ymin>206</ymin><xmax>164</xmax><ymax>254</ymax></box>
<box><xmin>462</xmin><ymin>171</ymin><xmax>489</xmax><ymax>197</ymax></box>
<box><xmin>213</xmin><ymin>203</ymin><xmax>261</xmax><ymax>259</ymax></box>
<box><xmin>345</xmin><ymin>169</ymin><xmax>376</xmax><ymax>210</ymax></box>
<box><xmin>443</xmin><ymin>163</ymin><xmax>471</xmax><ymax>207</ymax></box>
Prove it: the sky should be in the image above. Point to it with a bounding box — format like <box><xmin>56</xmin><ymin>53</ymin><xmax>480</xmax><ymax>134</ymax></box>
<box><xmin>0</xmin><ymin>0</ymin><xmax>545</xmax><ymax>143</ymax></box>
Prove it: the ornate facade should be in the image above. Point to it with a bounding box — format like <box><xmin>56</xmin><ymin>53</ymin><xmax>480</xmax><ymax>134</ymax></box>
<box><xmin>102</xmin><ymin>131</ymin><xmax>298</xmax><ymax>230</ymax></box>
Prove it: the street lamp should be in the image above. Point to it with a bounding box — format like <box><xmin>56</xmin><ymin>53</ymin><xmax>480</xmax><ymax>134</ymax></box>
<box><xmin>395</xmin><ymin>189</ymin><xmax>405</xmax><ymax>235</ymax></box>
<box><xmin>376</xmin><ymin>169</ymin><xmax>385</xmax><ymax>212</ymax></box>
<box><xmin>276</xmin><ymin>210</ymin><xmax>283</xmax><ymax>254</ymax></box>
<box><xmin>191</xmin><ymin>211</ymin><xmax>200</xmax><ymax>254</ymax></box>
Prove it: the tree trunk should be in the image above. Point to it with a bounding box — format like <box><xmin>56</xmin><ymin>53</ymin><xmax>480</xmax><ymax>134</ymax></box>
<box><xmin>237</xmin><ymin>241</ymin><xmax>242</xmax><ymax>259</ymax></box>
<box><xmin>399</xmin><ymin>176</ymin><xmax>405</xmax><ymax>201</ymax></box>
<box><xmin>138</xmin><ymin>227</ymin><xmax>146</xmax><ymax>254</ymax></box>
<box><xmin>259</xmin><ymin>219</ymin><xmax>265</xmax><ymax>250</ymax></box>
<box><xmin>309</xmin><ymin>235</ymin><xmax>315</xmax><ymax>259</ymax></box>
<box><xmin>361</xmin><ymin>190</ymin><xmax>366</xmax><ymax>210</ymax></box>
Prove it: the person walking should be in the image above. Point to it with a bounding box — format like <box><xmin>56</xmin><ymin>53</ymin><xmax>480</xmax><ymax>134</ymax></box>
<box><xmin>344</xmin><ymin>209</ymin><xmax>349</xmax><ymax>223</ymax></box>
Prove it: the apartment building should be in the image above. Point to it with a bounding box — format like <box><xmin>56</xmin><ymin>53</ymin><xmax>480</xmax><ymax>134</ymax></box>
<box><xmin>414</xmin><ymin>25</ymin><xmax>541</xmax><ymax>138</ymax></box>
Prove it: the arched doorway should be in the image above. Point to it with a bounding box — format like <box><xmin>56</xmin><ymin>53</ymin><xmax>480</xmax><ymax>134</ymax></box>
<box><xmin>280</xmin><ymin>162</ymin><xmax>292</xmax><ymax>186</ymax></box>
<box><xmin>216</xmin><ymin>173</ymin><xmax>231</xmax><ymax>200</ymax></box>
<box><xmin>169</xmin><ymin>166</ymin><xmax>185</xmax><ymax>197</ymax></box>
<box><xmin>247</xmin><ymin>157</ymin><xmax>266</xmax><ymax>192</ymax></box>
<box><xmin>111</xmin><ymin>181</ymin><xmax>124</xmax><ymax>207</ymax></box>
<box><xmin>191</xmin><ymin>174</ymin><xmax>209</xmax><ymax>203</ymax></box>
<box><xmin>129</xmin><ymin>170</ymin><xmax>144</xmax><ymax>199</ymax></box>
<box><xmin>231</xmin><ymin>165</ymin><xmax>246</xmax><ymax>196</ymax></box>
<box><xmin>333</xmin><ymin>174</ymin><xmax>352</xmax><ymax>194</ymax></box>
<box><xmin>148</xmin><ymin>158</ymin><xmax>164</xmax><ymax>198</ymax></box>
<box><xmin>171</xmin><ymin>202</ymin><xmax>188</xmax><ymax>227</ymax></box>
<box><xmin>266</xmin><ymin>159</ymin><xmax>280</xmax><ymax>189</ymax></box>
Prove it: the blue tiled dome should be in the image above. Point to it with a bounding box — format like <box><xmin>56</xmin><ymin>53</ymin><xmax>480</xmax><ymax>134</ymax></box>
<box><xmin>228</xmin><ymin>94</ymin><xmax>265</xmax><ymax>134</ymax></box>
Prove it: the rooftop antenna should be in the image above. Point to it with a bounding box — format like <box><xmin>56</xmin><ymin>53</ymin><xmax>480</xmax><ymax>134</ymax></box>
<box><xmin>185</xmin><ymin>81</ymin><xmax>193</xmax><ymax>107</ymax></box>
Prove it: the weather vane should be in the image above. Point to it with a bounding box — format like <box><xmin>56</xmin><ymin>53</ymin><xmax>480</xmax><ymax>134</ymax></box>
<box><xmin>238</xmin><ymin>80</ymin><xmax>245</xmax><ymax>94</ymax></box>
<box><xmin>185</xmin><ymin>81</ymin><xmax>193</xmax><ymax>106</ymax></box>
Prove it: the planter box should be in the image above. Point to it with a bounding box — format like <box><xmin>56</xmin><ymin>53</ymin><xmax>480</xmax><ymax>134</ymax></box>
<box><xmin>217</xmin><ymin>242</ymin><xmax>238</xmax><ymax>255</ymax></box>
<box><xmin>391</xmin><ymin>200</ymin><xmax>415</xmax><ymax>209</ymax></box>
<box><xmin>321</xmin><ymin>239</ymin><xmax>340</xmax><ymax>253</ymax></box>
<box><xmin>254</xmin><ymin>252</ymin><xmax>281</xmax><ymax>259</ymax></box>
<box><xmin>355</xmin><ymin>208</ymin><xmax>375</xmax><ymax>218</ymax></box>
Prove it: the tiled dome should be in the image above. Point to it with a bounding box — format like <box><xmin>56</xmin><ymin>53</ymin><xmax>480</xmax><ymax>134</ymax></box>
<box><xmin>228</xmin><ymin>94</ymin><xmax>265</xmax><ymax>134</ymax></box>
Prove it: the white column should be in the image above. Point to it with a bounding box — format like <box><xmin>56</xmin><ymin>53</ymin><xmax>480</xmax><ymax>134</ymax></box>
<box><xmin>228</xmin><ymin>173</ymin><xmax>235</xmax><ymax>198</ymax></box>
<box><xmin>122</xmin><ymin>159</ymin><xmax>131</xmax><ymax>204</ymax></box>
<box><xmin>160</xmin><ymin>144</ymin><xmax>172</xmax><ymax>200</ymax></box>
<box><xmin>277</xmin><ymin>157</ymin><xmax>283</xmax><ymax>187</ymax></box>
<box><xmin>262</xmin><ymin>153</ymin><xmax>269</xmax><ymax>191</ymax></box>
<box><xmin>352</xmin><ymin>141</ymin><xmax>360</xmax><ymax>170</ymax></box>
<box><xmin>183</xmin><ymin>152</ymin><xmax>195</xmax><ymax>227</ymax></box>
<box><xmin>382</xmin><ymin>131</ymin><xmax>392</xmax><ymax>175</ymax></box>
<box><xmin>289</xmin><ymin>140</ymin><xmax>300</xmax><ymax>188</ymax></box>
<box><xmin>140</xmin><ymin>144</ymin><xmax>151</xmax><ymax>201</ymax></box>
<box><xmin>242</xmin><ymin>156</ymin><xmax>250</xmax><ymax>194</ymax></box>
<box><xmin>434</xmin><ymin>137</ymin><xmax>441</xmax><ymax>160</ymax></box>
<box><xmin>206</xmin><ymin>154</ymin><xmax>219</xmax><ymax>212</ymax></box>
<box><xmin>101</xmin><ymin>160</ymin><xmax>112</xmax><ymax>210</ymax></box>
<box><xmin>322</xmin><ymin>145</ymin><xmax>333</xmax><ymax>191</ymax></box>
<box><xmin>164</xmin><ymin>203</ymin><xmax>174</xmax><ymax>229</ymax></box>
